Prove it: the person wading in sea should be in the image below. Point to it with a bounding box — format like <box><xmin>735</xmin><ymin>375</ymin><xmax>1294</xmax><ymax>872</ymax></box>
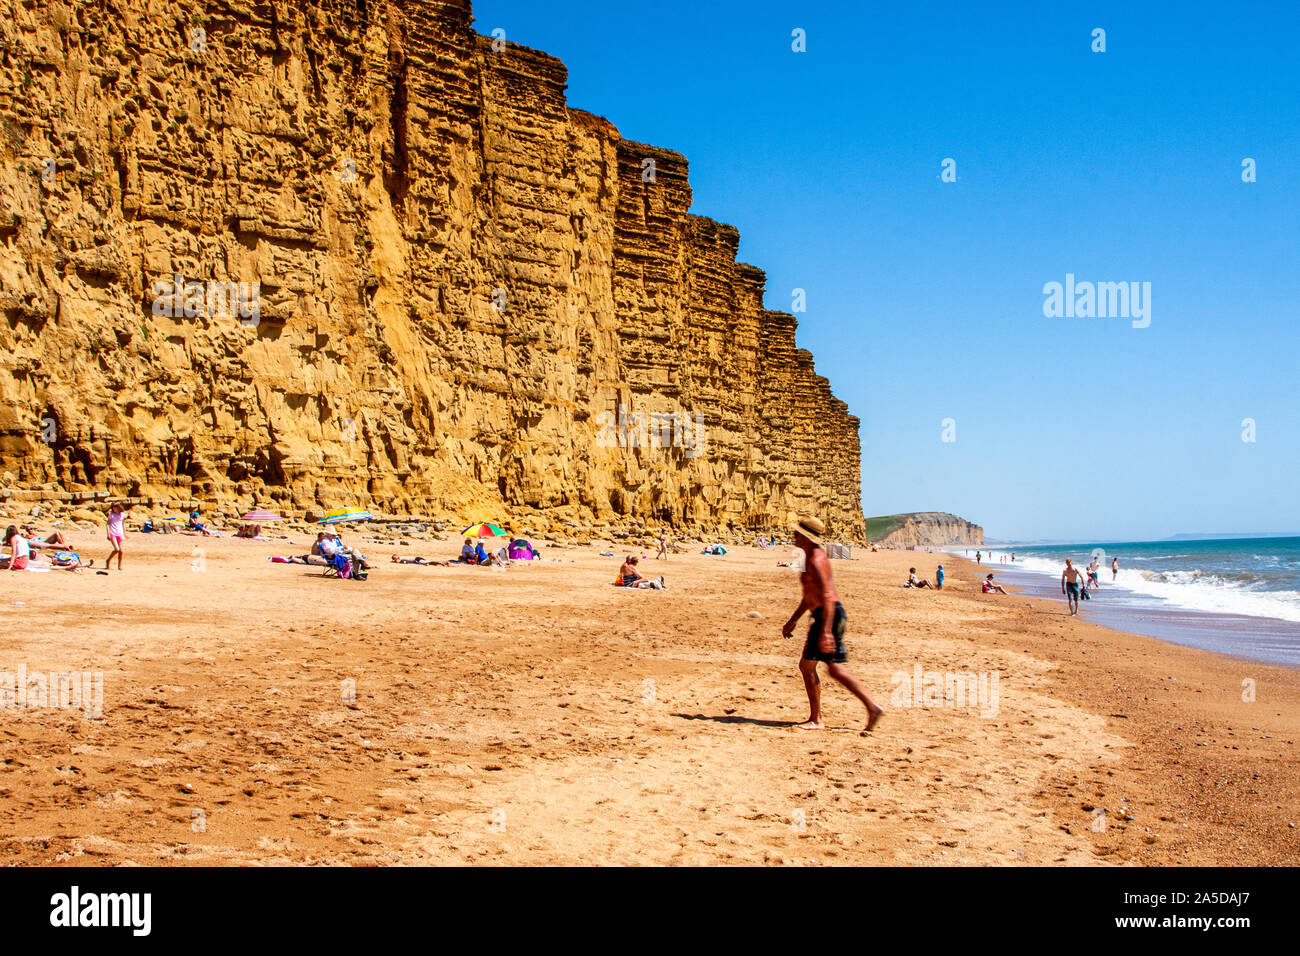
<box><xmin>782</xmin><ymin>515</ymin><xmax>884</xmax><ymax>732</ymax></box>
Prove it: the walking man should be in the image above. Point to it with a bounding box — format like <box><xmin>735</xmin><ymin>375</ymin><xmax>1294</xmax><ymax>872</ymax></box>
<box><xmin>782</xmin><ymin>515</ymin><xmax>884</xmax><ymax>732</ymax></box>
<box><xmin>1062</xmin><ymin>558</ymin><xmax>1083</xmax><ymax>616</ymax></box>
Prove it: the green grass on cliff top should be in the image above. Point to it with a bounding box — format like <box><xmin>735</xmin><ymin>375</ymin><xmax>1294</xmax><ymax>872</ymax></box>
<box><xmin>861</xmin><ymin>514</ymin><xmax>907</xmax><ymax>542</ymax></box>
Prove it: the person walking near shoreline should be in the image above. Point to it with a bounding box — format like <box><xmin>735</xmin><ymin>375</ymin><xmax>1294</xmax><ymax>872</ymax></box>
<box><xmin>1112</xmin><ymin>556</ymin><xmax>1119</xmax><ymax>580</ymax></box>
<box><xmin>1062</xmin><ymin>558</ymin><xmax>1082</xmax><ymax>616</ymax></box>
<box><xmin>782</xmin><ymin>515</ymin><xmax>884</xmax><ymax>732</ymax></box>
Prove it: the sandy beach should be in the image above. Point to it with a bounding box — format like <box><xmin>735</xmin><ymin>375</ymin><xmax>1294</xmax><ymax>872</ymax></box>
<box><xmin>1</xmin><ymin>530</ymin><xmax>1296</xmax><ymax>866</ymax></box>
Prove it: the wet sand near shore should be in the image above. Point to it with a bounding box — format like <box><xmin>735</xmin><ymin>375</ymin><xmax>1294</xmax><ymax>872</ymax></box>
<box><xmin>1</xmin><ymin>532</ymin><xmax>1295</xmax><ymax>865</ymax></box>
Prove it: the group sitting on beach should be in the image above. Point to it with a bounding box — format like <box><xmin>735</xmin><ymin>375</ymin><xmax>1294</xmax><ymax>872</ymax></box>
<box><xmin>458</xmin><ymin>538</ymin><xmax>508</xmax><ymax>567</ymax></box>
<box><xmin>615</xmin><ymin>555</ymin><xmax>666</xmax><ymax>589</ymax></box>
<box><xmin>266</xmin><ymin>532</ymin><xmax>370</xmax><ymax>575</ymax></box>
<box><xmin>2</xmin><ymin>525</ymin><xmax>91</xmax><ymax>571</ymax></box>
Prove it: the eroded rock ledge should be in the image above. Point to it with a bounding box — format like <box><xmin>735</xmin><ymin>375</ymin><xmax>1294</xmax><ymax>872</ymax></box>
<box><xmin>0</xmin><ymin>0</ymin><xmax>864</xmax><ymax>538</ymax></box>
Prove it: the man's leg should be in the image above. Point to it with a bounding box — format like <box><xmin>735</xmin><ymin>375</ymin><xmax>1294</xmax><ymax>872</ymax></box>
<box><xmin>826</xmin><ymin>662</ymin><xmax>885</xmax><ymax>732</ymax></box>
<box><xmin>796</xmin><ymin>658</ymin><xmax>823</xmax><ymax>729</ymax></box>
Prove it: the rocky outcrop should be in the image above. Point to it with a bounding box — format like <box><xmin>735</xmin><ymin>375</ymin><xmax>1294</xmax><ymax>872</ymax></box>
<box><xmin>0</xmin><ymin>0</ymin><xmax>863</xmax><ymax>538</ymax></box>
<box><xmin>869</xmin><ymin>513</ymin><xmax>983</xmax><ymax>549</ymax></box>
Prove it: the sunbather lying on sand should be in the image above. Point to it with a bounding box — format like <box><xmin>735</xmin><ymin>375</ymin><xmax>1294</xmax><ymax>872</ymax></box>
<box><xmin>391</xmin><ymin>555</ymin><xmax>452</xmax><ymax>566</ymax></box>
<box><xmin>22</xmin><ymin>525</ymin><xmax>70</xmax><ymax>549</ymax></box>
<box><xmin>48</xmin><ymin>550</ymin><xmax>90</xmax><ymax>570</ymax></box>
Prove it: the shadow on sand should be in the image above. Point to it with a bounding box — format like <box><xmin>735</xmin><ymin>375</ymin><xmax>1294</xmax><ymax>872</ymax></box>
<box><xmin>671</xmin><ymin>712</ymin><xmax>860</xmax><ymax>732</ymax></box>
<box><xmin>671</xmin><ymin>712</ymin><xmax>793</xmax><ymax>728</ymax></box>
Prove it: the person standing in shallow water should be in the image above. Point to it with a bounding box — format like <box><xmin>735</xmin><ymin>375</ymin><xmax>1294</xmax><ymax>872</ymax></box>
<box><xmin>782</xmin><ymin>515</ymin><xmax>884</xmax><ymax>732</ymax></box>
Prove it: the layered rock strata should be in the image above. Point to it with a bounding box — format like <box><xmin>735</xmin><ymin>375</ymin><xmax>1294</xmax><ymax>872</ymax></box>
<box><xmin>0</xmin><ymin>0</ymin><xmax>864</xmax><ymax>537</ymax></box>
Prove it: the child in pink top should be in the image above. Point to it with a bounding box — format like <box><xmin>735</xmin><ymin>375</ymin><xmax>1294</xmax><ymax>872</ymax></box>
<box><xmin>106</xmin><ymin>503</ymin><xmax>125</xmax><ymax>570</ymax></box>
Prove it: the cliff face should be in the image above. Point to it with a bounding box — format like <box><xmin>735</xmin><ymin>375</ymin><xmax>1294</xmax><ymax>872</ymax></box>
<box><xmin>0</xmin><ymin>0</ymin><xmax>863</xmax><ymax>537</ymax></box>
<box><xmin>870</xmin><ymin>513</ymin><xmax>983</xmax><ymax>549</ymax></box>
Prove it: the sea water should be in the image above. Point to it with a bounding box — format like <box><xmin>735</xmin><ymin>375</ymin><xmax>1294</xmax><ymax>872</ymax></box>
<box><xmin>946</xmin><ymin>537</ymin><xmax>1300</xmax><ymax>667</ymax></box>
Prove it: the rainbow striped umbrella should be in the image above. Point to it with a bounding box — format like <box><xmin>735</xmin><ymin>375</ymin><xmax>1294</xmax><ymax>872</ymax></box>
<box><xmin>461</xmin><ymin>522</ymin><xmax>505</xmax><ymax>538</ymax></box>
<box><xmin>319</xmin><ymin>507</ymin><xmax>374</xmax><ymax>525</ymax></box>
<box><xmin>239</xmin><ymin>509</ymin><xmax>283</xmax><ymax>522</ymax></box>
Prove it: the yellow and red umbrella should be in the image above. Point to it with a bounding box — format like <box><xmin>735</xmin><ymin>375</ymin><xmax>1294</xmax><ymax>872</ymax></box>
<box><xmin>461</xmin><ymin>522</ymin><xmax>505</xmax><ymax>538</ymax></box>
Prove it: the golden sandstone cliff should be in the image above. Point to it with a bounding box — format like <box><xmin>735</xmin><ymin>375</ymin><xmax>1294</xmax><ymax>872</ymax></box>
<box><xmin>0</xmin><ymin>0</ymin><xmax>865</xmax><ymax>538</ymax></box>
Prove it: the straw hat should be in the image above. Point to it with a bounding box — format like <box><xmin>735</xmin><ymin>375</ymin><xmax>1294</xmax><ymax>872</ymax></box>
<box><xmin>790</xmin><ymin>514</ymin><xmax>825</xmax><ymax>544</ymax></box>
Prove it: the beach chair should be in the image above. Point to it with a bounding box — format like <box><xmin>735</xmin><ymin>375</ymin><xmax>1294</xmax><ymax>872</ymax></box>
<box><xmin>323</xmin><ymin>552</ymin><xmax>367</xmax><ymax>580</ymax></box>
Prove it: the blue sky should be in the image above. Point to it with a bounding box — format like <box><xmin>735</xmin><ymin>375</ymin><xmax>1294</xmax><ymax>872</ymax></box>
<box><xmin>473</xmin><ymin>0</ymin><xmax>1300</xmax><ymax>542</ymax></box>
